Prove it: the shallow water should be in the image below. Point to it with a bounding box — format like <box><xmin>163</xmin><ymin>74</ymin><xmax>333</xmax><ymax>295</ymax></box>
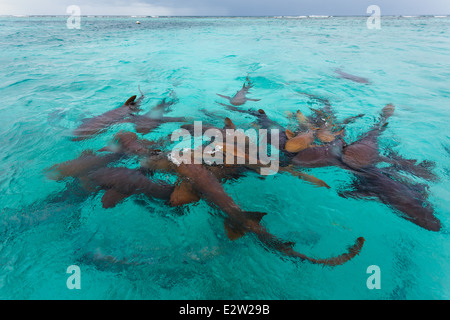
<box><xmin>0</xmin><ymin>16</ymin><xmax>449</xmax><ymax>300</ymax></box>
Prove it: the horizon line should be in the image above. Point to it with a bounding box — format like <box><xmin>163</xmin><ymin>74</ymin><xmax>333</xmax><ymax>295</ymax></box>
<box><xmin>1</xmin><ymin>14</ymin><xmax>449</xmax><ymax>17</ymax></box>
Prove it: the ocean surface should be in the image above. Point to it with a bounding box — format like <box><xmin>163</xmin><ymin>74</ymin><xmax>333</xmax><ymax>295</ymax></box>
<box><xmin>0</xmin><ymin>16</ymin><xmax>449</xmax><ymax>300</ymax></box>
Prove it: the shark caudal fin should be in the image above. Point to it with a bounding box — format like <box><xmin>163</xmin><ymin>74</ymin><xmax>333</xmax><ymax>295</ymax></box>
<box><xmin>223</xmin><ymin>211</ymin><xmax>365</xmax><ymax>267</ymax></box>
<box><xmin>253</xmin><ymin>226</ymin><xmax>365</xmax><ymax>267</ymax></box>
<box><xmin>305</xmin><ymin>237</ymin><xmax>365</xmax><ymax>267</ymax></box>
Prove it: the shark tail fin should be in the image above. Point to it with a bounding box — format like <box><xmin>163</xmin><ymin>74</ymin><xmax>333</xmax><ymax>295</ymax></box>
<box><xmin>306</xmin><ymin>237</ymin><xmax>366</xmax><ymax>267</ymax></box>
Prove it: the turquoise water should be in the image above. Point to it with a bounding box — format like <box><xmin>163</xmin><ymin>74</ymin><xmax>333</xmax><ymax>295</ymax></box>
<box><xmin>0</xmin><ymin>16</ymin><xmax>449</xmax><ymax>300</ymax></box>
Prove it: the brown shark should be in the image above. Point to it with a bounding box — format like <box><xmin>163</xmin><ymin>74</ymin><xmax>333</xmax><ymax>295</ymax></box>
<box><xmin>379</xmin><ymin>151</ymin><xmax>438</xmax><ymax>182</ymax></box>
<box><xmin>45</xmin><ymin>150</ymin><xmax>123</xmax><ymax>181</ymax></box>
<box><xmin>294</xmin><ymin>92</ymin><xmax>364</xmax><ymax>136</ymax></box>
<box><xmin>341</xmin><ymin>124</ymin><xmax>388</xmax><ymax>170</ymax></box>
<box><xmin>169</xmin><ymin>180</ymin><xmax>201</xmax><ymax>207</ymax></box>
<box><xmin>341</xmin><ymin>104</ymin><xmax>394</xmax><ymax>170</ymax></box>
<box><xmin>126</xmin><ymin>98</ymin><xmax>187</xmax><ymax>135</ymax></box>
<box><xmin>339</xmin><ymin>105</ymin><xmax>436</xmax><ymax>180</ymax></box>
<box><xmin>87</xmin><ymin>167</ymin><xmax>175</xmax><ymax>208</ymax></box>
<box><xmin>284</xmin><ymin>129</ymin><xmax>315</xmax><ymax>153</ymax></box>
<box><xmin>99</xmin><ymin>131</ymin><xmax>157</xmax><ymax>156</ymax></box>
<box><xmin>72</xmin><ymin>94</ymin><xmax>143</xmax><ymax>141</ymax></box>
<box><xmin>221</xmin><ymin>108</ymin><xmax>290</xmax><ymax>152</ymax></box>
<box><xmin>291</xmin><ymin>105</ymin><xmax>391</xmax><ymax>170</ymax></box>
<box><xmin>335</xmin><ymin>68</ymin><xmax>371</xmax><ymax>84</ymax></box>
<box><xmin>215</xmin><ymin>108</ymin><xmax>331</xmax><ymax>187</ymax></box>
<box><xmin>142</xmin><ymin>155</ymin><xmax>364</xmax><ymax>266</ymax></box>
<box><xmin>217</xmin><ymin>76</ymin><xmax>261</xmax><ymax>106</ymax></box>
<box><xmin>327</xmin><ymin>105</ymin><xmax>441</xmax><ymax>231</ymax></box>
<box><xmin>292</xmin><ymin>138</ymin><xmax>346</xmax><ymax>168</ymax></box>
<box><xmin>339</xmin><ymin>167</ymin><xmax>441</xmax><ymax>232</ymax></box>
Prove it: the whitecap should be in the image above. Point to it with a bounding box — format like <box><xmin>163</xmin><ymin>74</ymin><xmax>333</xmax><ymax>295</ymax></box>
<box><xmin>284</xmin><ymin>16</ymin><xmax>308</xmax><ymax>19</ymax></box>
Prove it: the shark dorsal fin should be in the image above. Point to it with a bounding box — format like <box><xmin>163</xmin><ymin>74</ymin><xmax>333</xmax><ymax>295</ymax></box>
<box><xmin>296</xmin><ymin>110</ymin><xmax>307</xmax><ymax>123</ymax></box>
<box><xmin>244</xmin><ymin>211</ymin><xmax>267</xmax><ymax>223</ymax></box>
<box><xmin>381</xmin><ymin>104</ymin><xmax>395</xmax><ymax>119</ymax></box>
<box><xmin>285</xmin><ymin>129</ymin><xmax>295</xmax><ymax>140</ymax></box>
<box><xmin>282</xmin><ymin>241</ymin><xmax>296</xmax><ymax>250</ymax></box>
<box><xmin>124</xmin><ymin>95</ymin><xmax>137</xmax><ymax>106</ymax></box>
<box><xmin>224</xmin><ymin>117</ymin><xmax>236</xmax><ymax>130</ymax></box>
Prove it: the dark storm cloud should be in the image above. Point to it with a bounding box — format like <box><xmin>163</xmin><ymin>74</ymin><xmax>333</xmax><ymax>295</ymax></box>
<box><xmin>1</xmin><ymin>0</ymin><xmax>449</xmax><ymax>16</ymax></box>
<box><xmin>138</xmin><ymin>0</ymin><xmax>450</xmax><ymax>15</ymax></box>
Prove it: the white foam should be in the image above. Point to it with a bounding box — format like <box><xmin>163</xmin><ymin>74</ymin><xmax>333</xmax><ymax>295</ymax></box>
<box><xmin>283</xmin><ymin>16</ymin><xmax>308</xmax><ymax>19</ymax></box>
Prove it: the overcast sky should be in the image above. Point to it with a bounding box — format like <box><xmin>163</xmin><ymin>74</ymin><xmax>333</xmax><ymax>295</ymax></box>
<box><xmin>1</xmin><ymin>0</ymin><xmax>449</xmax><ymax>16</ymax></box>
